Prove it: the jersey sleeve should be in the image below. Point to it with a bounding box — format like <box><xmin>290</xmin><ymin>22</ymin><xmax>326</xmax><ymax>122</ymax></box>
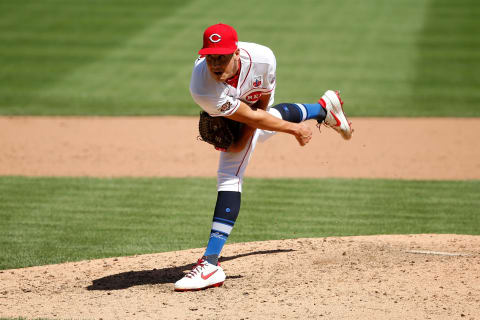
<box><xmin>265</xmin><ymin>48</ymin><xmax>277</xmax><ymax>91</ymax></box>
<box><xmin>190</xmin><ymin>89</ymin><xmax>240</xmax><ymax>117</ymax></box>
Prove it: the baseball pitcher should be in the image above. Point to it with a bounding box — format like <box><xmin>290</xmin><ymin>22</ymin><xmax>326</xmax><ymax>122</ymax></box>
<box><xmin>174</xmin><ymin>23</ymin><xmax>352</xmax><ymax>291</ymax></box>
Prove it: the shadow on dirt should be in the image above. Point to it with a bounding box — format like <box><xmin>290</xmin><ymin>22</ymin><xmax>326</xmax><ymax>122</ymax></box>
<box><xmin>86</xmin><ymin>249</ymin><xmax>294</xmax><ymax>291</ymax></box>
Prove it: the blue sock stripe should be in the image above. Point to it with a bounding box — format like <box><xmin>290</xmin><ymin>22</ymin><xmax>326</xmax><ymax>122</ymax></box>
<box><xmin>205</xmin><ymin>191</ymin><xmax>241</xmax><ymax>258</ymax></box>
<box><xmin>211</xmin><ymin>229</ymin><xmax>229</xmax><ymax>237</ymax></box>
<box><xmin>213</xmin><ymin>217</ymin><xmax>235</xmax><ymax>226</ymax></box>
<box><xmin>304</xmin><ymin>104</ymin><xmax>309</xmax><ymax>119</ymax></box>
<box><xmin>205</xmin><ymin>232</ymin><xmax>228</xmax><ymax>256</ymax></box>
<box><xmin>301</xmin><ymin>103</ymin><xmax>309</xmax><ymax>119</ymax></box>
<box><xmin>294</xmin><ymin>103</ymin><xmax>308</xmax><ymax>121</ymax></box>
<box><xmin>301</xmin><ymin>103</ymin><xmax>323</xmax><ymax>120</ymax></box>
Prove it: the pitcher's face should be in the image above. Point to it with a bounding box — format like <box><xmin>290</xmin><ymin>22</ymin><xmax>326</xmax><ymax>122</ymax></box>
<box><xmin>205</xmin><ymin>50</ymin><xmax>239</xmax><ymax>82</ymax></box>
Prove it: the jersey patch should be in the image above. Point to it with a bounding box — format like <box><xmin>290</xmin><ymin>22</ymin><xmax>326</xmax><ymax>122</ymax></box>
<box><xmin>219</xmin><ymin>101</ymin><xmax>233</xmax><ymax>112</ymax></box>
<box><xmin>252</xmin><ymin>75</ymin><xmax>262</xmax><ymax>88</ymax></box>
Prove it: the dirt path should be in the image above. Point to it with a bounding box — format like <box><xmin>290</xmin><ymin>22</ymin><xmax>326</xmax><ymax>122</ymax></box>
<box><xmin>1</xmin><ymin>117</ymin><xmax>479</xmax><ymax>179</ymax></box>
<box><xmin>1</xmin><ymin>117</ymin><xmax>479</xmax><ymax>320</ymax></box>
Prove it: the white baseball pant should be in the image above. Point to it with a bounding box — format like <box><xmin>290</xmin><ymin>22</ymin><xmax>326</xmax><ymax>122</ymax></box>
<box><xmin>216</xmin><ymin>107</ymin><xmax>282</xmax><ymax>192</ymax></box>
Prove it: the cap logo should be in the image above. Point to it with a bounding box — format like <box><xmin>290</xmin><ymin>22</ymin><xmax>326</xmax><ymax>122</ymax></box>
<box><xmin>209</xmin><ymin>33</ymin><xmax>222</xmax><ymax>43</ymax></box>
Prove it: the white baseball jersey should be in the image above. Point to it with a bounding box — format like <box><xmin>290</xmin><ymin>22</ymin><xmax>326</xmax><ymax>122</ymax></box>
<box><xmin>190</xmin><ymin>41</ymin><xmax>276</xmax><ymax>117</ymax></box>
<box><xmin>190</xmin><ymin>41</ymin><xmax>280</xmax><ymax>193</ymax></box>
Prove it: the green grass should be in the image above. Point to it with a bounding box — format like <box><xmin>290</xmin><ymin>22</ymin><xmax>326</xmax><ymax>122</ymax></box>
<box><xmin>411</xmin><ymin>0</ymin><xmax>480</xmax><ymax>116</ymax></box>
<box><xmin>0</xmin><ymin>0</ymin><xmax>478</xmax><ymax>116</ymax></box>
<box><xmin>1</xmin><ymin>176</ymin><xmax>478</xmax><ymax>270</ymax></box>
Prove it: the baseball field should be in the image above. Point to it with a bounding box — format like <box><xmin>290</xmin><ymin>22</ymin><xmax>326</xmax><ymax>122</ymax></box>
<box><xmin>1</xmin><ymin>0</ymin><xmax>479</xmax><ymax>319</ymax></box>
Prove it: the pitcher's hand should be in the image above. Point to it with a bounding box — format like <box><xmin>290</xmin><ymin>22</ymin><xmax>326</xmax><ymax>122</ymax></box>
<box><xmin>294</xmin><ymin>123</ymin><xmax>312</xmax><ymax>146</ymax></box>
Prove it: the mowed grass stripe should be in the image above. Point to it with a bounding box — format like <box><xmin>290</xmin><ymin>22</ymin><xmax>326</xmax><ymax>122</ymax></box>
<box><xmin>238</xmin><ymin>179</ymin><xmax>480</xmax><ymax>239</ymax></box>
<box><xmin>268</xmin><ymin>0</ymin><xmax>428</xmax><ymax>116</ymax></box>
<box><xmin>0</xmin><ymin>177</ymin><xmax>216</xmax><ymax>269</ymax></box>
<box><xmin>0</xmin><ymin>0</ymin><xmax>194</xmax><ymax>115</ymax></box>
<box><xmin>1</xmin><ymin>0</ymin><xmax>479</xmax><ymax>116</ymax></box>
<box><xmin>1</xmin><ymin>176</ymin><xmax>478</xmax><ymax>270</ymax></box>
<box><xmin>412</xmin><ymin>0</ymin><xmax>480</xmax><ymax>116</ymax></box>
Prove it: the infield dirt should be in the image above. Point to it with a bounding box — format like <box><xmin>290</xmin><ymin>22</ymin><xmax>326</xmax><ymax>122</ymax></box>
<box><xmin>1</xmin><ymin>117</ymin><xmax>480</xmax><ymax>179</ymax></box>
<box><xmin>1</xmin><ymin>117</ymin><xmax>479</xmax><ymax>320</ymax></box>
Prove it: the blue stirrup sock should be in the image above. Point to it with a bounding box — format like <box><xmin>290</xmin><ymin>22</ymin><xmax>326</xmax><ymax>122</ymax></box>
<box><xmin>272</xmin><ymin>102</ymin><xmax>326</xmax><ymax>123</ymax></box>
<box><xmin>204</xmin><ymin>191</ymin><xmax>241</xmax><ymax>265</ymax></box>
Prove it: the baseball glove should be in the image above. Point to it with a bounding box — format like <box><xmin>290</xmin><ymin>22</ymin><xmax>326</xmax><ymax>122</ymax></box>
<box><xmin>198</xmin><ymin>111</ymin><xmax>243</xmax><ymax>151</ymax></box>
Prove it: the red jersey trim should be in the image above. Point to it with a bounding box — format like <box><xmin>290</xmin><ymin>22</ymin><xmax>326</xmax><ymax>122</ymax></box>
<box><xmin>235</xmin><ymin>136</ymin><xmax>254</xmax><ymax>177</ymax></box>
<box><xmin>242</xmin><ymin>86</ymin><xmax>275</xmax><ymax>97</ymax></box>
<box><xmin>239</xmin><ymin>48</ymin><xmax>252</xmax><ymax>89</ymax></box>
<box><xmin>225</xmin><ymin>60</ymin><xmax>241</xmax><ymax>88</ymax></box>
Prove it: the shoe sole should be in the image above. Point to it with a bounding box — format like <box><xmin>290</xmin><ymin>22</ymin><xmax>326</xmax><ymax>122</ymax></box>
<box><xmin>174</xmin><ymin>281</ymin><xmax>224</xmax><ymax>292</ymax></box>
<box><xmin>324</xmin><ymin>90</ymin><xmax>352</xmax><ymax>140</ymax></box>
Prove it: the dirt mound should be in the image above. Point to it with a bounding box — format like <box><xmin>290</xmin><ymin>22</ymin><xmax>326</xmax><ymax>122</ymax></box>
<box><xmin>1</xmin><ymin>234</ymin><xmax>479</xmax><ymax>319</ymax></box>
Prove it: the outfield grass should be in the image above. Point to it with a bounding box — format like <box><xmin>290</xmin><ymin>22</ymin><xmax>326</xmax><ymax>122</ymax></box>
<box><xmin>0</xmin><ymin>0</ymin><xmax>478</xmax><ymax>116</ymax></box>
<box><xmin>1</xmin><ymin>176</ymin><xmax>478</xmax><ymax>270</ymax></box>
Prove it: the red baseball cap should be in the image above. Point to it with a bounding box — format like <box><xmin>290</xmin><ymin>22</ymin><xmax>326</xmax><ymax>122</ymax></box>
<box><xmin>198</xmin><ymin>23</ymin><xmax>238</xmax><ymax>55</ymax></box>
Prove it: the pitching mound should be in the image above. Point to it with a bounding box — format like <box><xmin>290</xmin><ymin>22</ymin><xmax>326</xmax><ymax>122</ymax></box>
<box><xmin>2</xmin><ymin>234</ymin><xmax>479</xmax><ymax>319</ymax></box>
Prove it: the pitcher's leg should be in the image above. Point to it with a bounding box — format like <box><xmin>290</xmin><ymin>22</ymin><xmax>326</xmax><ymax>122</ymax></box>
<box><xmin>202</xmin><ymin>130</ymin><xmax>260</xmax><ymax>263</ymax></box>
<box><xmin>257</xmin><ymin>102</ymin><xmax>327</xmax><ymax>143</ymax></box>
<box><xmin>217</xmin><ymin>129</ymin><xmax>260</xmax><ymax>192</ymax></box>
<box><xmin>269</xmin><ymin>91</ymin><xmax>352</xmax><ymax>140</ymax></box>
<box><xmin>203</xmin><ymin>191</ymin><xmax>241</xmax><ymax>265</ymax></box>
<box><xmin>271</xmin><ymin>102</ymin><xmax>327</xmax><ymax>123</ymax></box>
